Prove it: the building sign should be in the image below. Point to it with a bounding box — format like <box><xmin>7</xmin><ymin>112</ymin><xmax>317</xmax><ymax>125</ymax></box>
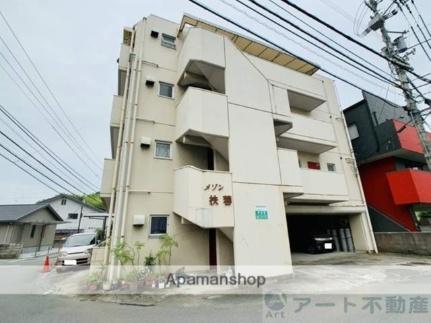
<box><xmin>204</xmin><ymin>183</ymin><xmax>232</xmax><ymax>207</ymax></box>
<box><xmin>255</xmin><ymin>206</ymin><xmax>268</xmax><ymax>220</ymax></box>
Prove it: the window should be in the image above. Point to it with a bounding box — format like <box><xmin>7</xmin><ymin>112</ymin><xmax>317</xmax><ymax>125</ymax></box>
<box><xmin>307</xmin><ymin>161</ymin><xmax>321</xmax><ymax>170</ymax></box>
<box><xmin>155</xmin><ymin>141</ymin><xmax>171</xmax><ymax>159</ymax></box>
<box><xmin>149</xmin><ymin>215</ymin><xmax>168</xmax><ymax>235</ymax></box>
<box><xmin>159</xmin><ymin>82</ymin><xmax>174</xmax><ymax>98</ymax></box>
<box><xmin>68</xmin><ymin>213</ymin><xmax>78</xmax><ymax>220</ymax></box>
<box><xmin>161</xmin><ymin>33</ymin><xmax>176</xmax><ymax>49</ymax></box>
<box><xmin>348</xmin><ymin>124</ymin><xmax>360</xmax><ymax>140</ymax></box>
<box><xmin>30</xmin><ymin>225</ymin><xmax>36</xmax><ymax>238</ymax></box>
<box><xmin>327</xmin><ymin>163</ymin><xmax>336</xmax><ymax>172</ymax></box>
<box><xmin>61</xmin><ymin>198</ymin><xmax>67</xmax><ymax>205</ymax></box>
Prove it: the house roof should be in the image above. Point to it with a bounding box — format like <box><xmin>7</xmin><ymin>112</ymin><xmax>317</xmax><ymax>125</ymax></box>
<box><xmin>36</xmin><ymin>194</ymin><xmax>104</xmax><ymax>212</ymax></box>
<box><xmin>178</xmin><ymin>14</ymin><xmax>319</xmax><ymax>75</ymax></box>
<box><xmin>0</xmin><ymin>204</ymin><xmax>64</xmax><ymax>223</ymax></box>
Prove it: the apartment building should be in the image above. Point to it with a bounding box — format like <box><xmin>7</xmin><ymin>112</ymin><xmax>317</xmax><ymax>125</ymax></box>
<box><xmin>100</xmin><ymin>14</ymin><xmax>377</xmax><ymax>278</ymax></box>
<box><xmin>344</xmin><ymin>91</ymin><xmax>431</xmax><ymax>232</ymax></box>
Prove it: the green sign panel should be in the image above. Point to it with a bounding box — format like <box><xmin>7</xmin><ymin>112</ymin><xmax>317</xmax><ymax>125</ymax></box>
<box><xmin>255</xmin><ymin>206</ymin><xmax>268</xmax><ymax>220</ymax></box>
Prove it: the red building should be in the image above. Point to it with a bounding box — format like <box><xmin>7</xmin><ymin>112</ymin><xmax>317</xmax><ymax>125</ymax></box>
<box><xmin>344</xmin><ymin>92</ymin><xmax>431</xmax><ymax>232</ymax></box>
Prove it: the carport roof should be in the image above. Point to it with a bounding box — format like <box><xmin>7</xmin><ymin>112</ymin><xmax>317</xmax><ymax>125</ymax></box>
<box><xmin>0</xmin><ymin>204</ymin><xmax>63</xmax><ymax>223</ymax></box>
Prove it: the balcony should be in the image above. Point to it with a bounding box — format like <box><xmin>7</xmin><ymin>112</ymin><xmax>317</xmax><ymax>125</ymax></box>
<box><xmin>173</xmin><ymin>166</ymin><xmax>234</xmax><ymax>228</ymax></box>
<box><xmin>100</xmin><ymin>159</ymin><xmax>115</xmax><ymax>205</ymax></box>
<box><xmin>110</xmin><ymin>95</ymin><xmax>123</xmax><ymax>158</ymax></box>
<box><xmin>277</xmin><ymin>148</ymin><xmax>303</xmax><ymax>196</ymax></box>
<box><xmin>117</xmin><ymin>44</ymin><xmax>130</xmax><ymax>96</ymax></box>
<box><xmin>176</xmin><ymin>87</ymin><xmax>229</xmax><ymax>159</ymax></box>
<box><xmin>387</xmin><ymin>169</ymin><xmax>431</xmax><ymax>205</ymax></box>
<box><xmin>289</xmin><ymin>169</ymin><xmax>348</xmax><ymax>204</ymax></box>
<box><xmin>288</xmin><ymin>89</ymin><xmax>325</xmax><ymax>112</ymax></box>
<box><xmin>177</xmin><ymin>28</ymin><xmax>225</xmax><ymax>93</ymax></box>
<box><xmin>278</xmin><ymin>114</ymin><xmax>336</xmax><ymax>154</ymax></box>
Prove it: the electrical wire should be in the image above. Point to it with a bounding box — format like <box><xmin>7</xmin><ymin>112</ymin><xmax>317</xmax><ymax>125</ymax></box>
<box><xmin>276</xmin><ymin>0</ymin><xmax>431</xmax><ymax>84</ymax></box>
<box><xmin>267</xmin><ymin>0</ymin><xmax>395</xmax><ymax>81</ymax></box>
<box><xmin>0</xmin><ymin>10</ymin><xmax>101</xmax><ymax>168</ymax></box>
<box><xmin>221</xmin><ymin>0</ymin><xmax>401</xmax><ymax>94</ymax></box>
<box><xmin>242</xmin><ymin>0</ymin><xmax>400</xmax><ymax>88</ymax></box>
<box><xmin>0</xmin><ymin>150</ymin><xmax>60</xmax><ymax>194</ymax></box>
<box><xmin>187</xmin><ymin>0</ymin><xmax>405</xmax><ymax>96</ymax></box>
<box><xmin>0</xmin><ymin>55</ymin><xmax>101</xmax><ymax>178</ymax></box>
<box><xmin>0</xmin><ymin>129</ymin><xmax>89</xmax><ymax>194</ymax></box>
<box><xmin>0</xmin><ymin>103</ymin><xmax>98</xmax><ymax>192</ymax></box>
<box><xmin>0</xmin><ymin>142</ymin><xmax>79</xmax><ymax>195</ymax></box>
<box><xmin>0</xmin><ymin>34</ymin><xmax>102</xmax><ymax>174</ymax></box>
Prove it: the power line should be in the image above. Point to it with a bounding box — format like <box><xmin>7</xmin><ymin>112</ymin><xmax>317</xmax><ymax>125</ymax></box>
<box><xmin>0</xmin><ymin>150</ymin><xmax>60</xmax><ymax>194</ymax></box>
<box><xmin>267</xmin><ymin>0</ymin><xmax>395</xmax><ymax>81</ymax></box>
<box><xmin>395</xmin><ymin>1</ymin><xmax>431</xmax><ymax>62</ymax></box>
<box><xmin>242</xmin><ymin>0</ymin><xmax>401</xmax><ymax>88</ymax></box>
<box><xmin>0</xmin><ymin>35</ymin><xmax>101</xmax><ymax>175</ymax></box>
<box><xmin>187</xmin><ymin>0</ymin><xmax>404</xmax><ymax>94</ymax></box>
<box><xmin>276</xmin><ymin>0</ymin><xmax>431</xmax><ymax>84</ymax></box>
<box><xmin>0</xmin><ymin>55</ymin><xmax>101</xmax><ymax>178</ymax></box>
<box><xmin>0</xmin><ymin>10</ymin><xmax>101</xmax><ymax>170</ymax></box>
<box><xmin>0</xmin><ymin>129</ymin><xmax>88</xmax><ymax>194</ymax></box>
<box><xmin>0</xmin><ymin>103</ymin><xmax>99</xmax><ymax>192</ymax></box>
<box><xmin>0</xmin><ymin>142</ymin><xmax>79</xmax><ymax>195</ymax></box>
<box><xmin>220</xmin><ymin>0</ymin><xmax>400</xmax><ymax>94</ymax></box>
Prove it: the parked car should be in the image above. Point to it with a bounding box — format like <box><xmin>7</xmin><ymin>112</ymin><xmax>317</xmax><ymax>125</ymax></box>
<box><xmin>306</xmin><ymin>233</ymin><xmax>335</xmax><ymax>254</ymax></box>
<box><xmin>55</xmin><ymin>233</ymin><xmax>97</xmax><ymax>271</ymax></box>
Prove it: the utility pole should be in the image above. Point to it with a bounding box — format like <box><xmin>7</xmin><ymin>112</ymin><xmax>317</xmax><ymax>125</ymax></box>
<box><xmin>365</xmin><ymin>0</ymin><xmax>431</xmax><ymax>170</ymax></box>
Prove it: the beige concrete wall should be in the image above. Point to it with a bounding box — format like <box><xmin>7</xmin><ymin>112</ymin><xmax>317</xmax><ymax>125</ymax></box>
<box><xmin>216</xmin><ymin>229</ymin><xmax>234</xmax><ymax>266</ymax></box>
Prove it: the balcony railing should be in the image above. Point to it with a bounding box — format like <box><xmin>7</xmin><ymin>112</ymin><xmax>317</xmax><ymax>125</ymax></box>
<box><xmin>176</xmin><ymin>87</ymin><xmax>229</xmax><ymax>141</ymax></box>
<box><xmin>387</xmin><ymin>169</ymin><xmax>431</xmax><ymax>205</ymax></box>
<box><xmin>277</xmin><ymin>148</ymin><xmax>303</xmax><ymax>195</ymax></box>
<box><xmin>100</xmin><ymin>159</ymin><xmax>115</xmax><ymax>200</ymax></box>
<box><xmin>110</xmin><ymin>96</ymin><xmax>123</xmax><ymax>158</ymax></box>
<box><xmin>279</xmin><ymin>114</ymin><xmax>336</xmax><ymax>154</ymax></box>
<box><xmin>173</xmin><ymin>166</ymin><xmax>234</xmax><ymax>228</ymax></box>
<box><xmin>290</xmin><ymin>168</ymin><xmax>348</xmax><ymax>203</ymax></box>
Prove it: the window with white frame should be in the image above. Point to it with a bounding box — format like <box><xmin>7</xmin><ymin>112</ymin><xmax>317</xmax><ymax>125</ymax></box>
<box><xmin>155</xmin><ymin>141</ymin><xmax>171</xmax><ymax>159</ymax></box>
<box><xmin>149</xmin><ymin>215</ymin><xmax>168</xmax><ymax>235</ymax></box>
<box><xmin>61</xmin><ymin>198</ymin><xmax>67</xmax><ymax>205</ymax></box>
<box><xmin>161</xmin><ymin>33</ymin><xmax>176</xmax><ymax>49</ymax></box>
<box><xmin>159</xmin><ymin>82</ymin><xmax>174</xmax><ymax>98</ymax></box>
<box><xmin>348</xmin><ymin>124</ymin><xmax>360</xmax><ymax>140</ymax></box>
<box><xmin>327</xmin><ymin>163</ymin><xmax>336</xmax><ymax>172</ymax></box>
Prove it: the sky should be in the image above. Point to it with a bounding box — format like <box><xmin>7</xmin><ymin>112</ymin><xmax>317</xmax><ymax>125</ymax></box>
<box><xmin>0</xmin><ymin>0</ymin><xmax>430</xmax><ymax>204</ymax></box>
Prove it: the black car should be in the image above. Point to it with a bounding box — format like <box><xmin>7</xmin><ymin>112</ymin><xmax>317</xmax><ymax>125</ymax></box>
<box><xmin>306</xmin><ymin>233</ymin><xmax>336</xmax><ymax>254</ymax></box>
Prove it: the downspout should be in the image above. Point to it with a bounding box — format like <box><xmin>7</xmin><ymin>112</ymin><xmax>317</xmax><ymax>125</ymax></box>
<box><xmin>102</xmin><ymin>29</ymin><xmax>136</xmax><ymax>269</ymax></box>
<box><xmin>114</xmin><ymin>36</ymin><xmax>144</xmax><ymax>280</ymax></box>
<box><xmin>119</xmin><ymin>45</ymin><xmax>143</xmax><ymax>241</ymax></box>
<box><xmin>340</xmin><ymin>113</ymin><xmax>378</xmax><ymax>253</ymax></box>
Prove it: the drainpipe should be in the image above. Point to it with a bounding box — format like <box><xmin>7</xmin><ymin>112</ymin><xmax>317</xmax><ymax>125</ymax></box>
<box><xmin>119</xmin><ymin>48</ymin><xmax>143</xmax><ymax>241</ymax></box>
<box><xmin>103</xmin><ymin>29</ymin><xmax>136</xmax><ymax>268</ymax></box>
<box><xmin>104</xmin><ymin>30</ymin><xmax>137</xmax><ymax>286</ymax></box>
<box><xmin>108</xmin><ymin>29</ymin><xmax>142</xmax><ymax>282</ymax></box>
<box><xmin>340</xmin><ymin>113</ymin><xmax>378</xmax><ymax>253</ymax></box>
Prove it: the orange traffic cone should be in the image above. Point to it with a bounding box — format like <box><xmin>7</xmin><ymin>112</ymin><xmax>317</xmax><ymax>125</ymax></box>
<box><xmin>42</xmin><ymin>255</ymin><xmax>50</xmax><ymax>273</ymax></box>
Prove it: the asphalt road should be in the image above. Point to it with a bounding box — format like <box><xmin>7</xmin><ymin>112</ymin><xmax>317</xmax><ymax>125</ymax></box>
<box><xmin>0</xmin><ymin>295</ymin><xmax>263</xmax><ymax>323</ymax></box>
